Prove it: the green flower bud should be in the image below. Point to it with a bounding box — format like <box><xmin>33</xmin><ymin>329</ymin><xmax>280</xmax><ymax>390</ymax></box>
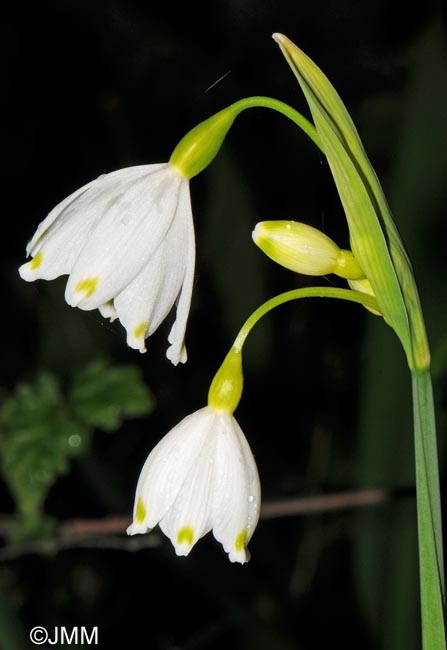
<box><xmin>252</xmin><ymin>220</ymin><xmax>364</xmax><ymax>280</ymax></box>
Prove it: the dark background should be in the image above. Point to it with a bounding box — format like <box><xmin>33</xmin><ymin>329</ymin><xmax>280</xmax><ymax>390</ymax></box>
<box><xmin>1</xmin><ymin>1</ymin><xmax>446</xmax><ymax>648</ymax></box>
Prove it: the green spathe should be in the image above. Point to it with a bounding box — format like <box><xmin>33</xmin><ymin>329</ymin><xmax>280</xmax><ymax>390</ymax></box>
<box><xmin>272</xmin><ymin>33</ymin><xmax>429</xmax><ymax>372</ymax></box>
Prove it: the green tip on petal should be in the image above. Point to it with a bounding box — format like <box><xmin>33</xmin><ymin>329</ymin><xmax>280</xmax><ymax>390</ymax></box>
<box><xmin>177</xmin><ymin>526</ymin><xmax>194</xmax><ymax>547</ymax></box>
<box><xmin>135</xmin><ymin>497</ymin><xmax>146</xmax><ymax>525</ymax></box>
<box><xmin>133</xmin><ymin>321</ymin><xmax>148</xmax><ymax>340</ymax></box>
<box><xmin>235</xmin><ymin>528</ymin><xmax>248</xmax><ymax>553</ymax></box>
<box><xmin>75</xmin><ymin>276</ymin><xmax>99</xmax><ymax>298</ymax></box>
<box><xmin>29</xmin><ymin>251</ymin><xmax>44</xmax><ymax>270</ymax></box>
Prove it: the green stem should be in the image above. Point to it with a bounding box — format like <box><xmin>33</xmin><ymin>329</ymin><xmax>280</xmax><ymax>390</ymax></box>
<box><xmin>412</xmin><ymin>370</ymin><xmax>446</xmax><ymax>649</ymax></box>
<box><xmin>229</xmin><ymin>96</ymin><xmax>323</xmax><ymax>151</ymax></box>
<box><xmin>170</xmin><ymin>95</ymin><xmax>323</xmax><ymax>179</ymax></box>
<box><xmin>208</xmin><ymin>287</ymin><xmax>379</xmax><ymax>414</ymax></box>
<box><xmin>233</xmin><ymin>286</ymin><xmax>379</xmax><ymax>352</ymax></box>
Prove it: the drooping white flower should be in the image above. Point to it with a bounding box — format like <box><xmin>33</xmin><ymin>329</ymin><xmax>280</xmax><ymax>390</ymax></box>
<box><xmin>19</xmin><ymin>163</ymin><xmax>195</xmax><ymax>364</ymax></box>
<box><xmin>127</xmin><ymin>405</ymin><xmax>261</xmax><ymax>564</ymax></box>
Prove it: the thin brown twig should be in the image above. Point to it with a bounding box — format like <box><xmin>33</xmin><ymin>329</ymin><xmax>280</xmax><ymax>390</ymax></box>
<box><xmin>259</xmin><ymin>487</ymin><xmax>392</xmax><ymax>519</ymax></box>
<box><xmin>58</xmin><ymin>487</ymin><xmax>393</xmax><ymax>536</ymax></box>
<box><xmin>0</xmin><ymin>487</ymin><xmax>408</xmax><ymax>562</ymax></box>
<box><xmin>0</xmin><ymin>532</ymin><xmax>161</xmax><ymax>562</ymax></box>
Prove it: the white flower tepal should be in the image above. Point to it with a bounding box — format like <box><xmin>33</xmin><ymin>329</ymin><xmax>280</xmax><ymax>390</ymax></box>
<box><xmin>19</xmin><ymin>163</ymin><xmax>195</xmax><ymax>364</ymax></box>
<box><xmin>127</xmin><ymin>406</ymin><xmax>261</xmax><ymax>563</ymax></box>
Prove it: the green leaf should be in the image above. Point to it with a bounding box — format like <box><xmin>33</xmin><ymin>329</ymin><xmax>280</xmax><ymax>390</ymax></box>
<box><xmin>69</xmin><ymin>360</ymin><xmax>155</xmax><ymax>432</ymax></box>
<box><xmin>0</xmin><ymin>373</ymin><xmax>88</xmax><ymax>517</ymax></box>
<box><xmin>0</xmin><ymin>361</ymin><xmax>154</xmax><ymax>540</ymax></box>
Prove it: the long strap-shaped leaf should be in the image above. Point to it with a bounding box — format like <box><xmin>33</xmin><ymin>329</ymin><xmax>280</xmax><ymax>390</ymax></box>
<box><xmin>272</xmin><ymin>33</ymin><xmax>444</xmax><ymax>649</ymax></box>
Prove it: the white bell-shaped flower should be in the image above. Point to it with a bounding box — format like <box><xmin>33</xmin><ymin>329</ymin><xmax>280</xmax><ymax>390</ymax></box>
<box><xmin>19</xmin><ymin>163</ymin><xmax>195</xmax><ymax>365</ymax></box>
<box><xmin>127</xmin><ymin>405</ymin><xmax>261</xmax><ymax>564</ymax></box>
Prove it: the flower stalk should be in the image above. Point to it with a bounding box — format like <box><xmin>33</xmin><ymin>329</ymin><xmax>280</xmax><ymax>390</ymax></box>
<box><xmin>170</xmin><ymin>95</ymin><xmax>322</xmax><ymax>180</ymax></box>
<box><xmin>233</xmin><ymin>287</ymin><xmax>380</xmax><ymax>353</ymax></box>
<box><xmin>412</xmin><ymin>370</ymin><xmax>446</xmax><ymax>649</ymax></box>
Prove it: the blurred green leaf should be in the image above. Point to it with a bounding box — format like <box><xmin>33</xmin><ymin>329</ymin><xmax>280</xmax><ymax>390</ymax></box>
<box><xmin>0</xmin><ymin>373</ymin><xmax>88</xmax><ymax>518</ymax></box>
<box><xmin>0</xmin><ymin>361</ymin><xmax>154</xmax><ymax>541</ymax></box>
<box><xmin>68</xmin><ymin>360</ymin><xmax>155</xmax><ymax>432</ymax></box>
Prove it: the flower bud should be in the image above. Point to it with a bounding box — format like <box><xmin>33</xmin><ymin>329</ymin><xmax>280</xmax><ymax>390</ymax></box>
<box><xmin>252</xmin><ymin>220</ymin><xmax>364</xmax><ymax>279</ymax></box>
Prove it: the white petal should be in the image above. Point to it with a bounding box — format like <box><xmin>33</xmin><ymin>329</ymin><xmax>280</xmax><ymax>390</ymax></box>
<box><xmin>19</xmin><ymin>202</ymin><xmax>99</xmax><ymax>281</ymax></box>
<box><xmin>127</xmin><ymin>407</ymin><xmax>215</xmax><ymax>536</ymax></box>
<box><xmin>158</xmin><ymin>422</ymin><xmax>217</xmax><ymax>556</ymax></box>
<box><xmin>65</xmin><ymin>165</ymin><xmax>183</xmax><ymax>310</ymax></box>
<box><xmin>166</xmin><ymin>182</ymin><xmax>196</xmax><ymax>365</ymax></box>
<box><xmin>113</xmin><ymin>195</ymin><xmax>190</xmax><ymax>353</ymax></box>
<box><xmin>98</xmin><ymin>300</ymin><xmax>118</xmax><ymax>322</ymax></box>
<box><xmin>211</xmin><ymin>413</ymin><xmax>261</xmax><ymax>564</ymax></box>
<box><xmin>20</xmin><ymin>164</ymin><xmax>166</xmax><ymax>282</ymax></box>
<box><xmin>25</xmin><ymin>179</ymin><xmax>98</xmax><ymax>257</ymax></box>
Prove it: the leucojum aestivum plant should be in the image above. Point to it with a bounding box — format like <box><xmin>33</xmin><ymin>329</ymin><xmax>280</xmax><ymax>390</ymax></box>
<box><xmin>18</xmin><ymin>34</ymin><xmax>445</xmax><ymax>647</ymax></box>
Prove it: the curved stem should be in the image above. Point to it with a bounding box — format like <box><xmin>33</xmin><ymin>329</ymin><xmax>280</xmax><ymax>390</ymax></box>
<box><xmin>229</xmin><ymin>96</ymin><xmax>323</xmax><ymax>152</ymax></box>
<box><xmin>233</xmin><ymin>287</ymin><xmax>379</xmax><ymax>352</ymax></box>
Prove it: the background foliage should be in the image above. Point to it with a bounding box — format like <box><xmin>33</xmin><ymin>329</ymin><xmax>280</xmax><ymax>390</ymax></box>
<box><xmin>2</xmin><ymin>1</ymin><xmax>446</xmax><ymax>648</ymax></box>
